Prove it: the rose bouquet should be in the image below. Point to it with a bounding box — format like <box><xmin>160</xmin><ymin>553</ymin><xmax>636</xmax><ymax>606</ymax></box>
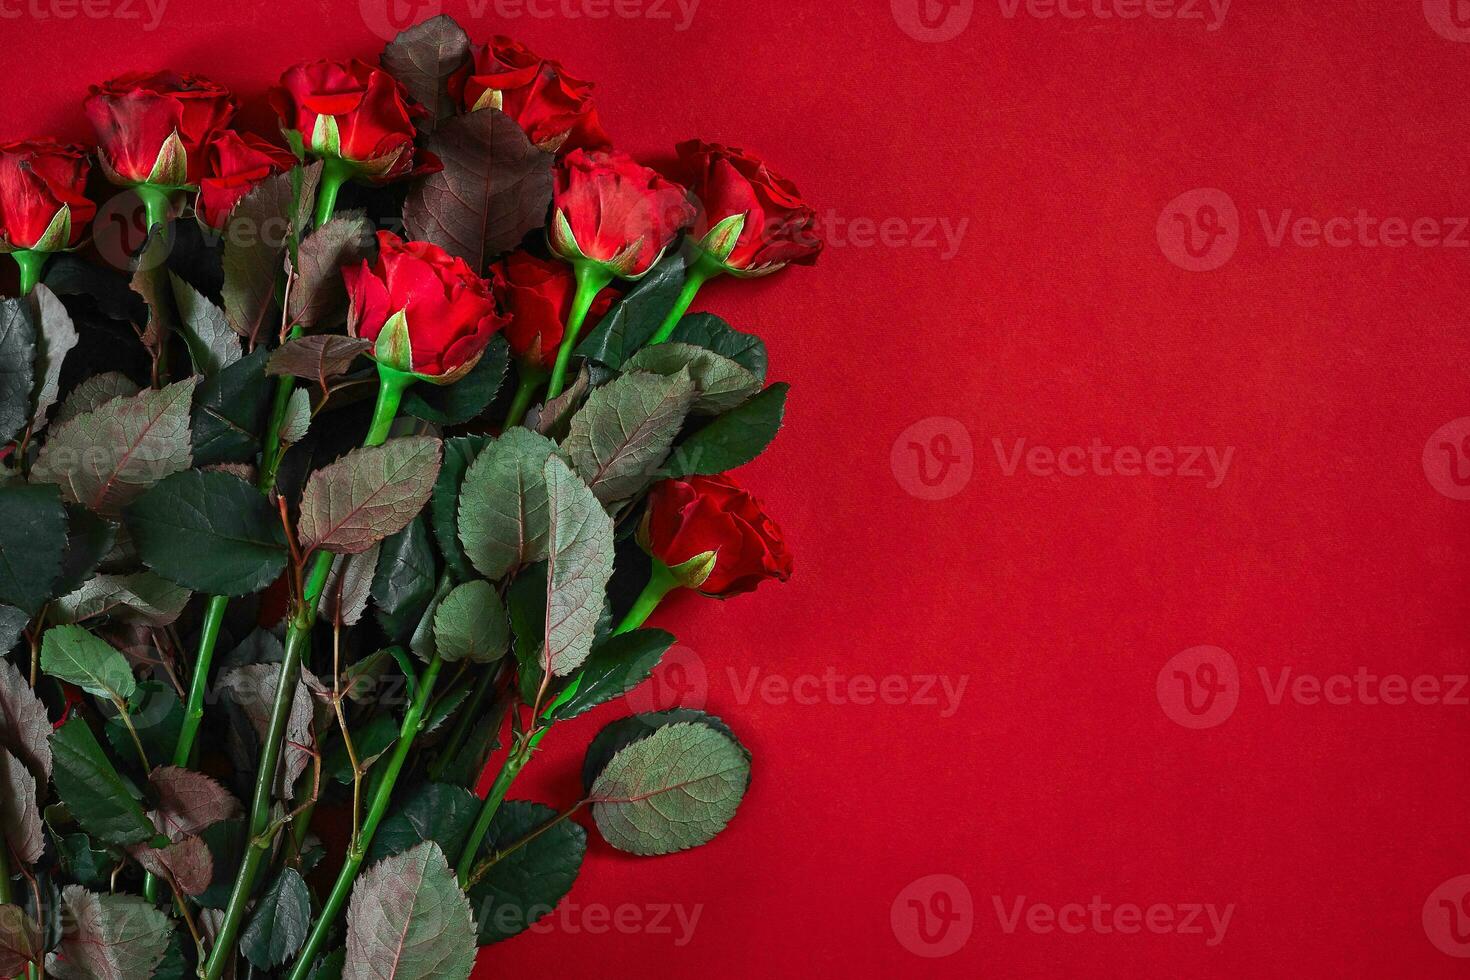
<box><xmin>0</xmin><ymin>14</ymin><xmax>819</xmax><ymax>979</ymax></box>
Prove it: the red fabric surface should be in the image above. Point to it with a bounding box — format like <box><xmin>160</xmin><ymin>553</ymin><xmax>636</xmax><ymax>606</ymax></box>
<box><xmin>7</xmin><ymin>2</ymin><xmax>1470</xmax><ymax>976</ymax></box>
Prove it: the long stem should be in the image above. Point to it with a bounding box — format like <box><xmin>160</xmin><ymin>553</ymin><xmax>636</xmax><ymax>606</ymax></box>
<box><xmin>504</xmin><ymin>362</ymin><xmax>547</xmax><ymax>430</ymax></box>
<box><xmin>286</xmin><ymin>652</ymin><xmax>444</xmax><ymax>980</ymax></box>
<box><xmin>454</xmin><ymin>735</ymin><xmax>538</xmax><ymax>884</ymax></box>
<box><xmin>546</xmin><ymin>263</ymin><xmax>614</xmax><ymax>400</ymax></box>
<box><xmin>427</xmin><ymin>665</ymin><xmax>498</xmax><ymax>784</ymax></box>
<box><xmin>648</xmin><ymin>254</ymin><xmax>721</xmax><ymax>346</ymax></box>
<box><xmin>313</xmin><ymin>158</ymin><xmax>353</xmax><ymax>229</ymax></box>
<box><xmin>132</xmin><ymin>184</ymin><xmax>173</xmax><ymax>236</ymax></box>
<box><xmin>11</xmin><ymin>250</ymin><xmax>45</xmax><ymax>297</ymax></box>
<box><xmin>614</xmin><ymin>561</ymin><xmax>681</xmax><ymax>635</ymax></box>
<box><xmin>202</xmin><ymin>368</ymin><xmax>412</xmax><ymax>980</ymax></box>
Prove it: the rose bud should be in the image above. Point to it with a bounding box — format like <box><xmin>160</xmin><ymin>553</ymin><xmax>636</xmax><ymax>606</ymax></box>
<box><xmin>270</xmin><ymin>59</ymin><xmax>438</xmax><ymax>224</ymax></box>
<box><xmin>677</xmin><ymin>139</ymin><xmax>822</xmax><ymax>277</ymax></box>
<box><xmin>640</xmin><ymin>474</ymin><xmax>794</xmax><ymax>599</ymax></box>
<box><xmin>196</xmin><ymin>131</ymin><xmax>297</xmax><ymax>230</ymax></box>
<box><xmin>453</xmin><ymin>35</ymin><xmax>610</xmax><ymax>154</ymax></box>
<box><xmin>549</xmin><ymin>149</ymin><xmax>696</xmax><ymax>282</ymax></box>
<box><xmin>0</xmin><ymin>138</ymin><xmax>96</xmax><ymax>294</ymax></box>
<box><xmin>86</xmin><ymin>70</ymin><xmax>236</xmax><ymax>188</ymax></box>
<box><xmin>496</xmin><ymin>251</ymin><xmax>615</xmax><ymax>369</ymax></box>
<box><xmin>344</xmin><ymin>231</ymin><xmax>508</xmax><ymax>382</ymax></box>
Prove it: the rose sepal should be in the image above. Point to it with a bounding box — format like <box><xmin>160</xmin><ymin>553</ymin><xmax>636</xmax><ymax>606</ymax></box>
<box><xmin>551</xmin><ymin>208</ymin><xmax>667</xmax><ymax>282</ymax></box>
<box><xmin>363</xmin><ymin>308</ymin><xmax>488</xmax><ymax>387</ymax></box>
<box><xmin>0</xmin><ymin>206</ymin><xmax>72</xmax><ymax>255</ymax></box>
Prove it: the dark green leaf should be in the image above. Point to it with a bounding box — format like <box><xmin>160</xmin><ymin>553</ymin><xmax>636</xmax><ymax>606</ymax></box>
<box><xmin>431</xmin><ymin>435</ymin><xmax>489</xmax><ymax>582</ymax></box>
<box><xmin>28</xmin><ymin>284</ymin><xmax>80</xmax><ymax>433</ymax></box>
<box><xmin>668</xmin><ymin>312</ymin><xmax>767</xmax><ymax>383</ymax></box>
<box><xmin>507</xmin><ymin>565</ymin><xmax>547</xmax><ymax>707</ymax></box>
<box><xmin>191</xmin><ymin>348</ymin><xmax>272</xmax><ymax>466</ymax></box>
<box><xmin>32</xmin><ymin>378</ymin><xmax>196</xmax><ymax>516</ymax></box>
<box><xmin>0</xmin><ymin>483</ymin><xmax>68</xmax><ymax>613</ymax></box>
<box><xmin>50</xmin><ymin>718</ymin><xmax>156</xmax><ymax>846</ymax></box>
<box><xmin>666</xmin><ymin>383</ymin><xmax>789</xmax><ymax>476</ymax></box>
<box><xmin>402</xmin><ymin>334</ymin><xmax>508</xmax><ymax>425</ymax></box>
<box><xmin>51</xmin><ymin>572</ymin><xmax>190</xmax><ymax>626</ymax></box>
<box><xmin>0</xmin><ymin>658</ymin><xmax>51</xmax><ymax>779</ymax></box>
<box><xmin>549</xmin><ymin>629</ymin><xmax>674</xmax><ymax>722</ymax></box>
<box><xmin>542</xmin><ymin>456</ymin><xmax>614</xmax><ymax>676</ymax></box>
<box><xmin>56</xmin><ymin>833</ymin><xmax>116</xmax><ymax>890</ymax></box>
<box><xmin>589</xmin><ymin>721</ymin><xmax>751</xmax><ymax>855</ymax></box>
<box><xmin>0</xmin><ymin>298</ymin><xmax>37</xmax><ymax>443</ymax></box>
<box><xmin>169</xmin><ymin>272</ymin><xmax>240</xmax><ymax>375</ymax></box>
<box><xmin>561</xmin><ymin>370</ymin><xmax>694</xmax><ymax>504</ymax></box>
<box><xmin>299</xmin><ymin>436</ymin><xmax>443</xmax><ymax>555</ymax></box>
<box><xmin>192</xmin><ymin>819</ymin><xmax>245</xmax><ymax>909</ymax></box>
<box><xmin>457</xmin><ymin>428</ymin><xmax>557</xmax><ymax>581</ymax></box>
<box><xmin>127</xmin><ymin>469</ymin><xmax>288</xmax><ymax>595</ymax></box>
<box><xmin>53</xmin><ymin>505</ymin><xmax>117</xmax><ymax>598</ymax></box>
<box><xmin>40</xmin><ymin>625</ymin><xmax>135</xmax><ymax>703</ymax></box>
<box><xmin>104</xmin><ymin>681</ymin><xmax>182</xmax><ymax>767</ymax></box>
<box><xmin>54</xmin><ymin>372</ymin><xmax>139</xmax><ymax>428</ymax></box>
<box><xmin>365</xmin><ymin>782</ymin><xmax>479</xmax><ymax>865</ymax></box>
<box><xmin>0</xmin><ymin>606</ymin><xmax>25</xmax><ymax>656</ymax></box>
<box><xmin>372</xmin><ymin>517</ymin><xmax>438</xmax><ymax>644</ymax></box>
<box><xmin>467</xmin><ymin>801</ymin><xmax>585</xmax><ymax>944</ymax></box>
<box><xmin>432</xmin><ymin>580</ymin><xmax>508</xmax><ymax>664</ymax></box>
<box><xmin>582</xmin><ymin>709</ymin><xmax>743</xmax><ymax>793</ymax></box>
<box><xmin>574</xmin><ymin>256</ymin><xmax>684</xmax><ymax>369</ymax></box>
<box><xmin>242</xmin><ymin>868</ymin><xmax>311</xmax><ymax>970</ymax></box>
<box><xmin>342</xmin><ymin>842</ymin><xmax>475</xmax><ymax>980</ymax></box>
<box><xmin>0</xmin><ymin>748</ymin><xmax>43</xmax><ymax>864</ymax></box>
<box><xmin>623</xmin><ymin>342</ymin><xmax>760</xmax><ymax>415</ymax></box>
<box><xmin>51</xmin><ymin>885</ymin><xmax>172</xmax><ymax>980</ymax></box>
<box><xmin>222</xmin><ymin>163</ymin><xmax>321</xmax><ymax>344</ymax></box>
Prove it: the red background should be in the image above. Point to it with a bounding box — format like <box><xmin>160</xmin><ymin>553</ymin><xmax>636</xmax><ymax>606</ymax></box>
<box><xmin>8</xmin><ymin>1</ymin><xmax>1470</xmax><ymax>976</ymax></box>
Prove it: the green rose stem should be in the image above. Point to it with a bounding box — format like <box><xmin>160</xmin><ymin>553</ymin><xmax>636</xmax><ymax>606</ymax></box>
<box><xmin>10</xmin><ymin>250</ymin><xmax>46</xmax><ymax>296</ymax></box>
<box><xmin>285</xmin><ymin>648</ymin><xmax>444</xmax><ymax>980</ymax></box>
<box><xmin>203</xmin><ymin>363</ymin><xmax>412</xmax><ymax>980</ymax></box>
<box><xmin>545</xmin><ymin>263</ymin><xmax>615</xmax><ymax>400</ymax></box>
<box><xmin>504</xmin><ymin>362</ymin><xmax>548</xmax><ymax>429</ymax></box>
<box><xmin>452</xmin><ymin>562</ymin><xmax>683</xmax><ymax>883</ymax></box>
<box><xmin>648</xmin><ymin>251</ymin><xmax>724</xmax><ymax>346</ymax></box>
<box><xmin>133</xmin><ymin>184</ymin><xmax>173</xmax><ymax>235</ymax></box>
<box><xmin>313</xmin><ymin>157</ymin><xmax>355</xmax><ymax>228</ymax></box>
<box><xmin>426</xmin><ymin>661</ymin><xmax>506</xmax><ymax>784</ymax></box>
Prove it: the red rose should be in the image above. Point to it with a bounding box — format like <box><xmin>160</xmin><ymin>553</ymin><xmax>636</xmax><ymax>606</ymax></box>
<box><xmin>643</xmin><ymin>474</ymin><xmax>793</xmax><ymax>598</ymax></box>
<box><xmin>494</xmin><ymin>251</ymin><xmax>615</xmax><ymax>368</ymax></box>
<box><xmin>344</xmin><ymin>231</ymin><xmax>508</xmax><ymax>378</ymax></box>
<box><xmin>550</xmin><ymin>149</ymin><xmax>696</xmax><ymax>279</ymax></box>
<box><xmin>197</xmin><ymin>131</ymin><xmax>297</xmax><ymax>229</ymax></box>
<box><xmin>677</xmin><ymin>140</ymin><xmax>822</xmax><ymax>276</ymax></box>
<box><xmin>270</xmin><ymin>59</ymin><xmax>436</xmax><ymax>182</ymax></box>
<box><xmin>85</xmin><ymin>71</ymin><xmax>236</xmax><ymax>186</ymax></box>
<box><xmin>453</xmin><ymin>36</ymin><xmax>610</xmax><ymax>154</ymax></box>
<box><xmin>0</xmin><ymin>139</ymin><xmax>94</xmax><ymax>252</ymax></box>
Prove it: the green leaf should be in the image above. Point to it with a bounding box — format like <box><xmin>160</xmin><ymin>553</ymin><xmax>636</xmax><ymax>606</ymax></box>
<box><xmin>0</xmin><ymin>658</ymin><xmax>52</xmax><ymax>779</ymax></box>
<box><xmin>0</xmin><ymin>748</ymin><xmax>43</xmax><ymax>864</ymax></box>
<box><xmin>169</xmin><ymin>272</ymin><xmax>241</xmax><ymax>375</ymax></box>
<box><xmin>288</xmin><ymin>213</ymin><xmax>373</xmax><ymax>331</ymax></box>
<box><xmin>191</xmin><ymin>348</ymin><xmax>272</xmax><ymax>467</ymax></box>
<box><xmin>242</xmin><ymin>868</ymin><xmax>311</xmax><ymax>970</ymax></box>
<box><xmin>54</xmin><ymin>373</ymin><xmax>139</xmax><ymax>428</ymax></box>
<box><xmin>53</xmin><ymin>505</ymin><xmax>117</xmax><ymax>598</ymax></box>
<box><xmin>431</xmin><ymin>435</ymin><xmax>489</xmax><ymax>582</ymax></box>
<box><xmin>0</xmin><ymin>902</ymin><xmax>42</xmax><ymax>978</ymax></box>
<box><xmin>28</xmin><ymin>284</ymin><xmax>80</xmax><ymax>433</ymax></box>
<box><xmin>191</xmin><ymin>819</ymin><xmax>245</xmax><ymax>910</ymax></box>
<box><xmin>50</xmin><ymin>718</ymin><xmax>157</xmax><ymax>846</ymax></box>
<box><xmin>49</xmin><ymin>886</ymin><xmax>172</xmax><ymax>980</ymax></box>
<box><xmin>319</xmin><ymin>545</ymin><xmax>380</xmax><ymax>628</ymax></box>
<box><xmin>0</xmin><ymin>483</ymin><xmax>68</xmax><ymax>613</ymax></box>
<box><xmin>104</xmin><ymin>681</ymin><xmax>182</xmax><ymax>766</ymax></box>
<box><xmin>0</xmin><ymin>298</ymin><xmax>37</xmax><ymax>443</ymax></box>
<box><xmin>299</xmin><ymin>436</ymin><xmax>443</xmax><ymax>555</ymax></box>
<box><xmin>507</xmin><ymin>564</ymin><xmax>547</xmax><ymax>707</ymax></box>
<box><xmin>542</xmin><ymin>456</ymin><xmax>614</xmax><ymax>676</ymax></box>
<box><xmin>325</xmin><ymin>714</ymin><xmax>397</xmax><ymax>784</ymax></box>
<box><xmin>456</xmin><ymin>428</ymin><xmax>558</xmax><ymax>580</ymax></box>
<box><xmin>51</xmin><ymin>572</ymin><xmax>190</xmax><ymax>626</ymax></box>
<box><xmin>549</xmin><ymin>629</ymin><xmax>674</xmax><ymax>722</ymax></box>
<box><xmin>467</xmin><ymin>801</ymin><xmax>586</xmax><ymax>944</ymax></box>
<box><xmin>581</xmin><ymin>709</ymin><xmax>743</xmax><ymax>793</ymax></box>
<box><xmin>343</xmin><ymin>842</ymin><xmax>475</xmax><ymax>980</ymax></box>
<box><xmin>666</xmin><ymin>382</ymin><xmax>789</xmax><ymax>477</ymax></box>
<box><xmin>365</xmin><ymin>782</ymin><xmax>479</xmax><ymax>866</ymax></box>
<box><xmin>0</xmin><ymin>606</ymin><xmax>26</xmax><ymax>657</ymax></box>
<box><xmin>126</xmin><ymin>469</ymin><xmax>288</xmax><ymax>596</ymax></box>
<box><xmin>574</xmin><ymin>256</ymin><xmax>684</xmax><ymax>368</ymax></box>
<box><xmin>56</xmin><ymin>833</ymin><xmax>116</xmax><ymax>890</ymax></box>
<box><xmin>307</xmin><ymin>949</ymin><xmax>346</xmax><ymax>980</ymax></box>
<box><xmin>402</xmin><ymin>334</ymin><xmax>508</xmax><ymax>425</ymax></box>
<box><xmin>589</xmin><ymin>720</ymin><xmax>752</xmax><ymax>855</ymax></box>
<box><xmin>281</xmin><ymin>387</ymin><xmax>312</xmax><ymax>444</ymax></box>
<box><xmin>561</xmin><ymin>370</ymin><xmax>695</xmax><ymax>505</ymax></box>
<box><xmin>32</xmin><ymin>378</ymin><xmax>196</xmax><ymax>517</ymax></box>
<box><xmin>223</xmin><ymin>163</ymin><xmax>321</xmax><ymax>344</ymax></box>
<box><xmin>371</xmin><ymin>517</ymin><xmax>438</xmax><ymax>644</ymax></box>
<box><xmin>373</xmin><ymin>310</ymin><xmax>414</xmax><ymax>373</ymax></box>
<box><xmin>432</xmin><ymin>580</ymin><xmax>508</xmax><ymax>664</ymax></box>
<box><xmin>40</xmin><ymin>625</ymin><xmax>136</xmax><ymax>703</ymax></box>
<box><xmin>624</xmin><ymin>342</ymin><xmax>761</xmax><ymax>415</ymax></box>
